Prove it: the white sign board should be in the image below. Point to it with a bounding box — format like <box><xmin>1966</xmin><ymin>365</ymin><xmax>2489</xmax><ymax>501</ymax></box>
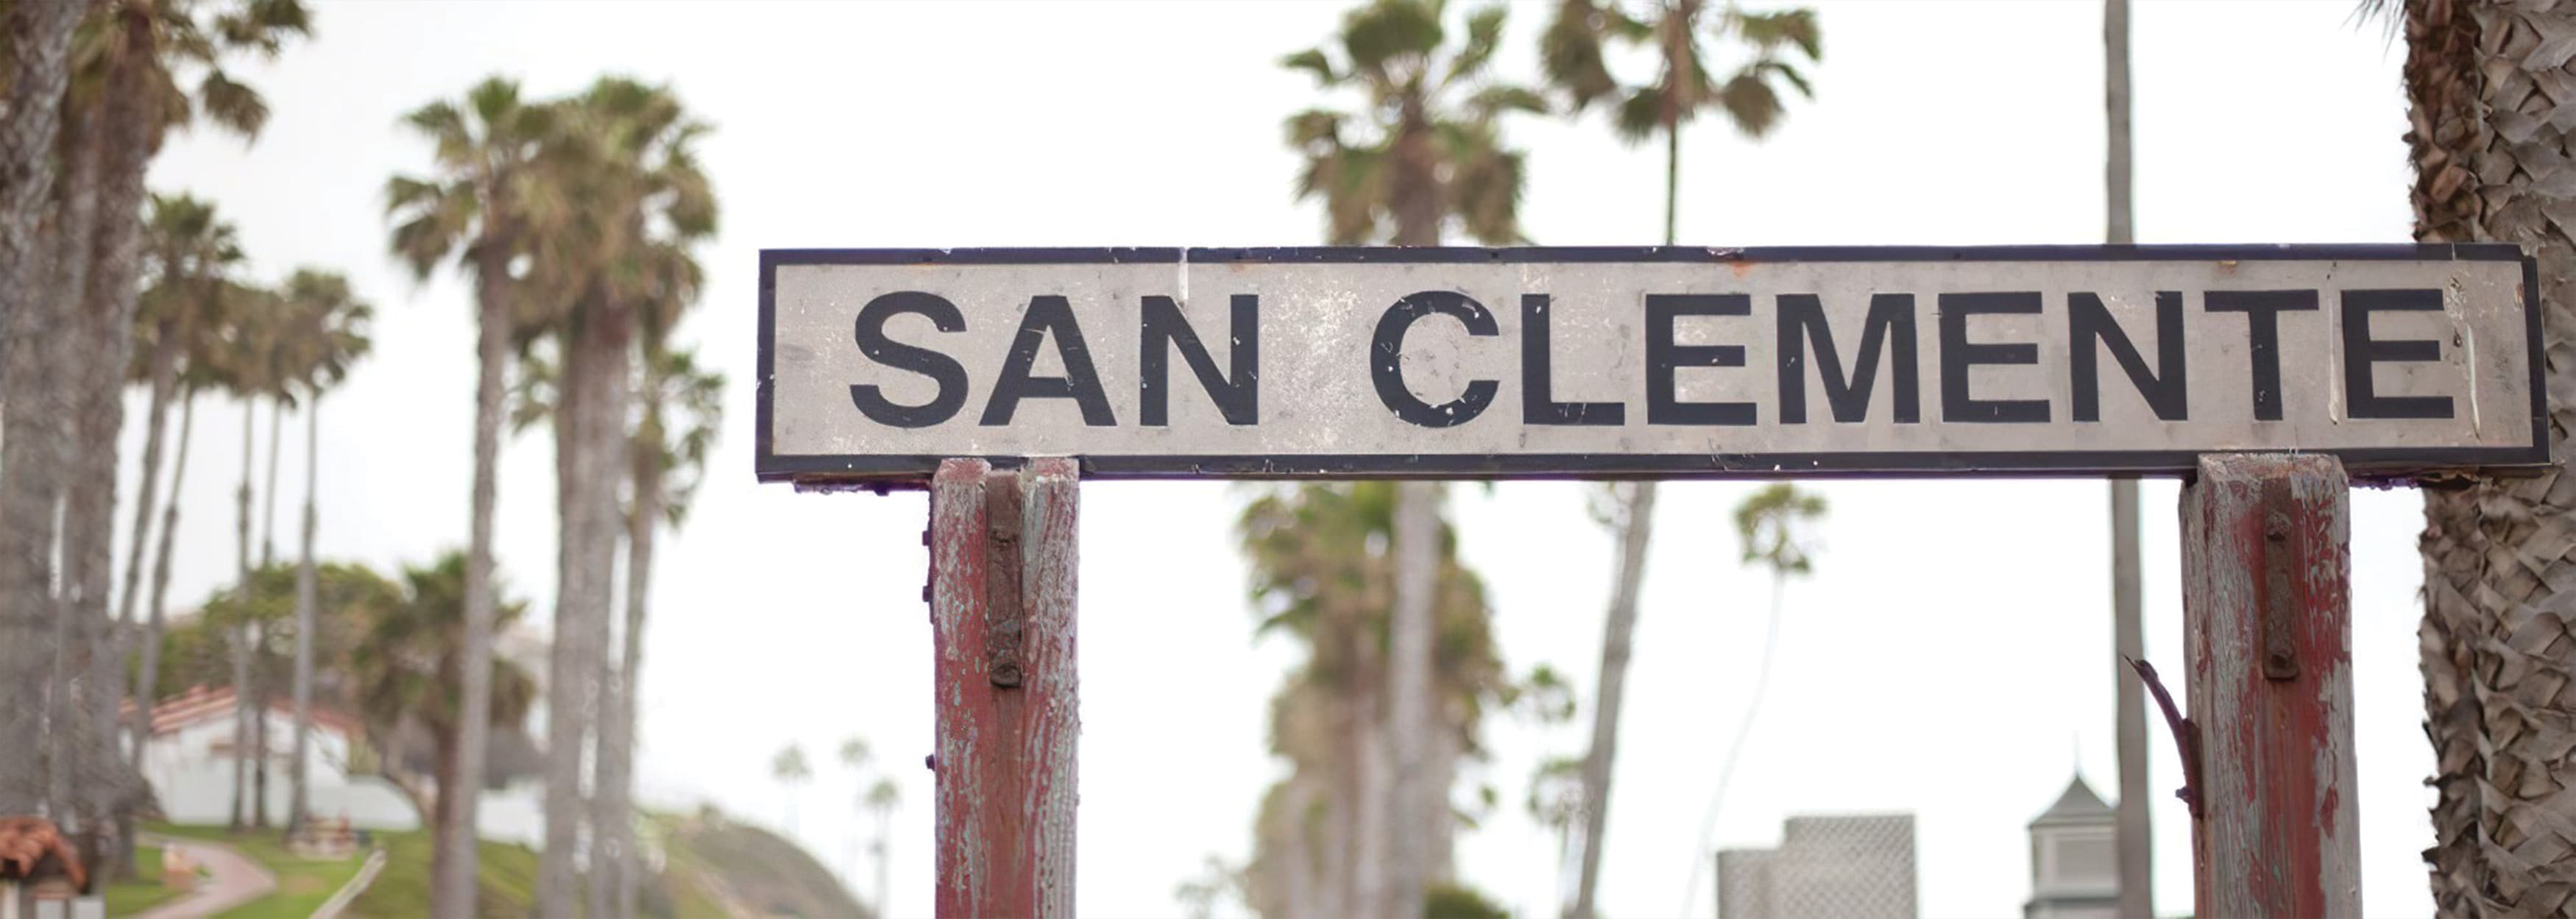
<box><xmin>757</xmin><ymin>246</ymin><xmax>2543</xmax><ymax>481</ymax></box>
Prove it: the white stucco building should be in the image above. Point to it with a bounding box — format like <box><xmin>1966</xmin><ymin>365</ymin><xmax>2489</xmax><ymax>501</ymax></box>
<box><xmin>130</xmin><ymin>686</ymin><xmax>544</xmax><ymax>846</ymax></box>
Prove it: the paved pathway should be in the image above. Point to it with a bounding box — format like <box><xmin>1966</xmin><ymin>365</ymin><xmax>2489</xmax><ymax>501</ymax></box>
<box><xmin>127</xmin><ymin>834</ymin><xmax>275</xmax><ymax>919</ymax></box>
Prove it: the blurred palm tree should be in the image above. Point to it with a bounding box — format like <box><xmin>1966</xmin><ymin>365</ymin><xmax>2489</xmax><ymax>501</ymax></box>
<box><xmin>773</xmin><ymin>745</ymin><xmax>813</xmax><ymax>837</ymax></box>
<box><xmin>275</xmin><ymin>269</ymin><xmax>372</xmax><ymax>837</ymax></box>
<box><xmin>509</xmin><ymin>76</ymin><xmax>718</xmax><ymax>919</ymax></box>
<box><xmin>1238</xmin><ymin>482</ymin><xmax>1506</xmax><ymax>919</ymax></box>
<box><xmin>220</xmin><ymin>283</ymin><xmax>285</xmax><ymax>831</ymax></box>
<box><xmin>864</xmin><ymin>776</ymin><xmax>899</xmax><ymax>918</ymax></box>
<box><xmin>385</xmin><ymin>74</ymin><xmax>558</xmax><ymax>917</ymax></box>
<box><xmin>121</xmin><ymin>195</ymin><xmax>243</xmax><ymax>760</ymax></box>
<box><xmin>1279</xmin><ymin>6</ymin><xmax>1538</xmax><ymax>914</ymax></box>
<box><xmin>1540</xmin><ymin>5</ymin><xmax>1817</xmax><ymax>913</ymax></box>
<box><xmin>1680</xmin><ymin>483</ymin><xmax>1826</xmax><ymax>915</ymax></box>
<box><xmin>0</xmin><ymin>0</ymin><xmax>305</xmax><ymax>862</ymax></box>
<box><xmin>350</xmin><ymin>552</ymin><xmax>539</xmax><ymax>862</ymax></box>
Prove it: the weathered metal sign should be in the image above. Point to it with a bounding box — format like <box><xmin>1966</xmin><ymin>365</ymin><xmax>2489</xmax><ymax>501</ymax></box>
<box><xmin>756</xmin><ymin>246</ymin><xmax>2543</xmax><ymax>482</ymax></box>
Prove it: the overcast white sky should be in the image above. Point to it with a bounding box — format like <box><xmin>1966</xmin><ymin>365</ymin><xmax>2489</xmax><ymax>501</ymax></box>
<box><xmin>141</xmin><ymin>1</ymin><xmax>2436</xmax><ymax>916</ymax></box>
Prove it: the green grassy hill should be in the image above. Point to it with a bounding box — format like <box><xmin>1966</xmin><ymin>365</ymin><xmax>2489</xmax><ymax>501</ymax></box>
<box><xmin>652</xmin><ymin>809</ymin><xmax>871</xmax><ymax>919</ymax></box>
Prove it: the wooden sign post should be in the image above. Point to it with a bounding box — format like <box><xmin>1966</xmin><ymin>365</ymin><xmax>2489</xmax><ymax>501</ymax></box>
<box><xmin>2181</xmin><ymin>454</ymin><xmax>2359</xmax><ymax>917</ymax></box>
<box><xmin>757</xmin><ymin>245</ymin><xmax>2542</xmax><ymax>918</ymax></box>
<box><xmin>928</xmin><ymin>458</ymin><xmax>1079</xmax><ymax>918</ymax></box>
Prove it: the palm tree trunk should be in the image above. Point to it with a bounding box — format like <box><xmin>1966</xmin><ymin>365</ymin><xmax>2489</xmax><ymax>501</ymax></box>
<box><xmin>132</xmin><ymin>391</ymin><xmax>196</xmax><ymax>763</ymax></box>
<box><xmin>287</xmin><ymin>393</ymin><xmax>322</xmax><ymax>835</ymax></box>
<box><xmin>1569</xmin><ymin>483</ymin><xmax>1655</xmax><ymax>919</ymax></box>
<box><xmin>253</xmin><ymin>621</ymin><xmax>271</xmax><ymax>828</ymax></box>
<box><xmin>118</xmin><ymin>319</ymin><xmax>182</xmax><ymax>652</ymax></box>
<box><xmin>595</xmin><ymin>451</ymin><xmax>658</xmax><ymax>919</ymax></box>
<box><xmin>541</xmin><ymin>295</ymin><xmax>633</xmax><ymax>918</ymax></box>
<box><xmin>2101</xmin><ymin>4</ymin><xmax>2152</xmax><ymax>916</ymax></box>
<box><xmin>263</xmin><ymin>396</ymin><xmax>283</xmax><ymax>569</ymax></box>
<box><xmin>2404</xmin><ymin>1</ymin><xmax>2576</xmax><ymax>913</ymax></box>
<box><xmin>1662</xmin><ymin>124</ymin><xmax>1680</xmax><ymax>245</ymax></box>
<box><xmin>72</xmin><ymin>40</ymin><xmax>162</xmax><ymax>873</ymax></box>
<box><xmin>432</xmin><ymin>232</ymin><xmax>512</xmax><ymax>919</ymax></box>
<box><xmin>0</xmin><ymin>4</ymin><xmax>82</xmax><ymax>798</ymax></box>
<box><xmin>231</xmin><ymin>397</ymin><xmax>255</xmax><ymax>830</ymax></box>
<box><xmin>429</xmin><ymin>718</ymin><xmax>464</xmax><ymax>918</ymax></box>
<box><xmin>0</xmin><ymin>0</ymin><xmax>81</xmax><ymax>388</ymax></box>
<box><xmin>1383</xmin><ymin>121</ymin><xmax>1442</xmax><ymax>919</ymax></box>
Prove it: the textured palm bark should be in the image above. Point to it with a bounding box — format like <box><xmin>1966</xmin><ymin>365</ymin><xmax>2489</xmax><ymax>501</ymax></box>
<box><xmin>117</xmin><ymin>314</ymin><xmax>184</xmax><ymax>672</ymax></box>
<box><xmin>538</xmin><ymin>297</ymin><xmax>631</xmax><ymax>919</ymax></box>
<box><xmin>592</xmin><ymin>441</ymin><xmax>659</xmax><ymax>919</ymax></box>
<box><xmin>70</xmin><ymin>19</ymin><xmax>160</xmax><ymax>870</ymax></box>
<box><xmin>1571</xmin><ymin>483</ymin><xmax>1655</xmax><ymax>919</ymax></box>
<box><xmin>0</xmin><ymin>6</ymin><xmax>82</xmax><ymax>781</ymax></box>
<box><xmin>131</xmin><ymin>394</ymin><xmax>195</xmax><ymax>762</ymax></box>
<box><xmin>2403</xmin><ymin>1</ymin><xmax>2576</xmax><ymax>915</ymax></box>
<box><xmin>433</xmin><ymin>227</ymin><xmax>514</xmax><ymax>919</ymax></box>
<box><xmin>0</xmin><ymin>0</ymin><xmax>81</xmax><ymax>386</ymax></box>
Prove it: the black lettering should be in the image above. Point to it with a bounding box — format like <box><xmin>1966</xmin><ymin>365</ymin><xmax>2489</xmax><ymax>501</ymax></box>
<box><xmin>2342</xmin><ymin>288</ymin><xmax>2455</xmax><ymax>419</ymax></box>
<box><xmin>1370</xmin><ymin>291</ymin><xmax>1500</xmax><ymax>428</ymax></box>
<box><xmin>1938</xmin><ymin>292</ymin><xmax>2050</xmax><ymax>423</ymax></box>
<box><xmin>1521</xmin><ymin>294</ymin><xmax>1625</xmax><ymax>425</ymax></box>
<box><xmin>979</xmin><ymin>295</ymin><xmax>1116</xmax><ymax>426</ymax></box>
<box><xmin>1776</xmin><ymin>293</ymin><xmax>1918</xmax><ymax>424</ymax></box>
<box><xmin>1140</xmin><ymin>294</ymin><xmax>1258</xmax><ymax>426</ymax></box>
<box><xmin>849</xmin><ymin>291</ymin><xmax>969</xmax><ymax>428</ymax></box>
<box><xmin>2070</xmin><ymin>291</ymin><xmax>2187</xmax><ymax>422</ymax></box>
<box><xmin>2205</xmin><ymin>289</ymin><xmax>2318</xmax><ymax>422</ymax></box>
<box><xmin>1646</xmin><ymin>294</ymin><xmax>1755</xmax><ymax>425</ymax></box>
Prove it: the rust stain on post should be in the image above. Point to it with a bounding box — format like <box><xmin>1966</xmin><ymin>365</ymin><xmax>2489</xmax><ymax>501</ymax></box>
<box><xmin>930</xmin><ymin>458</ymin><xmax>1079</xmax><ymax>919</ymax></box>
<box><xmin>2179</xmin><ymin>453</ymin><xmax>2358</xmax><ymax>919</ymax></box>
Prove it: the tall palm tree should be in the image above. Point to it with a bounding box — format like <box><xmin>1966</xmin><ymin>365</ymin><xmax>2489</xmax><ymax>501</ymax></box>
<box><xmin>275</xmin><ymin>269</ymin><xmax>372</xmax><ymax>837</ymax></box>
<box><xmin>0</xmin><ymin>0</ymin><xmax>83</xmax><ymax>385</ymax></box>
<box><xmin>123</xmin><ymin>198</ymin><xmax>244</xmax><ymax>762</ymax></box>
<box><xmin>386</xmin><ymin>75</ymin><xmax>556</xmax><ymax>917</ymax></box>
<box><xmin>1680</xmin><ymin>482</ymin><xmax>1825</xmax><ymax>916</ymax></box>
<box><xmin>1281</xmin><ymin>5</ymin><xmax>1538</xmax><ymax>913</ymax></box>
<box><xmin>1238</xmin><ymin>483</ymin><xmax>1507</xmax><ymax>919</ymax></box>
<box><xmin>595</xmin><ymin>333</ymin><xmax>722</xmax><ymax>918</ymax></box>
<box><xmin>520</xmin><ymin>77</ymin><xmax>715</xmax><ymax>919</ymax></box>
<box><xmin>2393</xmin><ymin>0</ymin><xmax>2576</xmax><ymax>912</ymax></box>
<box><xmin>222</xmin><ymin>284</ymin><xmax>283</xmax><ymax>830</ymax></box>
<box><xmin>1539</xmin><ymin>5</ymin><xmax>1816</xmax><ymax>914</ymax></box>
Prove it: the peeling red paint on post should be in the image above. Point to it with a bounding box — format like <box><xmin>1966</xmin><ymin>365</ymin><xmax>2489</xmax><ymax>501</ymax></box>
<box><xmin>2179</xmin><ymin>453</ymin><xmax>2358</xmax><ymax>918</ymax></box>
<box><xmin>930</xmin><ymin>458</ymin><xmax>1079</xmax><ymax>918</ymax></box>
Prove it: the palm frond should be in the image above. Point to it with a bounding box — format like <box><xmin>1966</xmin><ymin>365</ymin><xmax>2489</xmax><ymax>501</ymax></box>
<box><xmin>1728</xmin><ymin>7</ymin><xmax>1820</xmax><ymax>62</ymax></box>
<box><xmin>1443</xmin><ymin>4</ymin><xmax>1509</xmax><ymax>88</ymax></box>
<box><xmin>1281</xmin><ymin>47</ymin><xmax>1340</xmax><ymax>87</ymax></box>
<box><xmin>1342</xmin><ymin>0</ymin><xmax>1445</xmax><ymax>76</ymax></box>
<box><xmin>195</xmin><ymin>68</ymin><xmax>269</xmax><ymax>138</ymax></box>
<box><xmin>1613</xmin><ymin>85</ymin><xmax>1663</xmax><ymax>143</ymax></box>
<box><xmin>1716</xmin><ymin>70</ymin><xmax>1786</xmax><ymax>138</ymax></box>
<box><xmin>1540</xmin><ymin>0</ymin><xmax>1621</xmax><ymax>110</ymax></box>
<box><xmin>1468</xmin><ymin>85</ymin><xmax>1550</xmax><ymax>119</ymax></box>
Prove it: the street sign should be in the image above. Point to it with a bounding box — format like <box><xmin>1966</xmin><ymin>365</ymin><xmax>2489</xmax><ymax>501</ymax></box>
<box><xmin>757</xmin><ymin>245</ymin><xmax>2544</xmax><ymax>482</ymax></box>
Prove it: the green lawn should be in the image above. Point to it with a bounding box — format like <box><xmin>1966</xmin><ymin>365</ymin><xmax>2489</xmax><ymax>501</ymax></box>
<box><xmin>99</xmin><ymin>845</ymin><xmax>187</xmax><ymax>917</ymax></box>
<box><xmin>343</xmin><ymin>828</ymin><xmax>541</xmax><ymax>919</ymax></box>
<box><xmin>149</xmin><ymin>823</ymin><xmax>368</xmax><ymax>919</ymax></box>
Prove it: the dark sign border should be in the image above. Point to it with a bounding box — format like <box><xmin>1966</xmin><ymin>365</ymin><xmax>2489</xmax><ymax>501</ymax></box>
<box><xmin>756</xmin><ymin>244</ymin><xmax>2546</xmax><ymax>483</ymax></box>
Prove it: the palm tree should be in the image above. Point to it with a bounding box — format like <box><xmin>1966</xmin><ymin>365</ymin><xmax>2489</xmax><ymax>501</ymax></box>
<box><xmin>350</xmin><ymin>552</ymin><xmax>539</xmax><ymax>877</ymax></box>
<box><xmin>520</xmin><ymin>77</ymin><xmax>715</xmax><ymax>919</ymax></box>
<box><xmin>386</xmin><ymin>75</ymin><xmax>556</xmax><ymax>918</ymax></box>
<box><xmin>1237</xmin><ymin>483</ymin><xmax>1507</xmax><ymax>919</ymax></box>
<box><xmin>275</xmin><ymin>269</ymin><xmax>372</xmax><ymax>837</ymax></box>
<box><xmin>222</xmin><ymin>285</ymin><xmax>285</xmax><ymax>831</ymax></box>
<box><xmin>1680</xmin><ymin>482</ymin><xmax>1825</xmax><ymax>915</ymax></box>
<box><xmin>592</xmin><ymin>335</ymin><xmax>722</xmax><ymax>919</ymax></box>
<box><xmin>1539</xmin><ymin>6</ymin><xmax>1817</xmax><ymax>913</ymax></box>
<box><xmin>1281</xmin><ymin>5</ymin><xmax>1538</xmax><ymax>912</ymax></box>
<box><xmin>864</xmin><ymin>776</ymin><xmax>899</xmax><ymax>918</ymax></box>
<box><xmin>123</xmin><ymin>198</ymin><xmax>246</xmax><ymax>765</ymax></box>
<box><xmin>2394</xmin><ymin>0</ymin><xmax>2576</xmax><ymax>911</ymax></box>
<box><xmin>0</xmin><ymin>3</ymin><xmax>85</xmax><ymax>807</ymax></box>
<box><xmin>773</xmin><ymin>744</ymin><xmax>813</xmax><ymax>837</ymax></box>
